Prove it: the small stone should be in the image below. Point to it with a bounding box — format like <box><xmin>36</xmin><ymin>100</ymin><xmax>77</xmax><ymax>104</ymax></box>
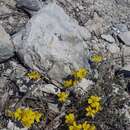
<box><xmin>8</xmin><ymin>17</ymin><xmax>15</xmax><ymax>24</ymax></box>
<box><xmin>118</xmin><ymin>31</ymin><xmax>130</xmax><ymax>46</ymax></box>
<box><xmin>6</xmin><ymin>120</ymin><xmax>28</xmax><ymax>130</ymax></box>
<box><xmin>115</xmin><ymin>69</ymin><xmax>130</xmax><ymax>78</ymax></box>
<box><xmin>39</xmin><ymin>84</ymin><xmax>60</xmax><ymax>95</ymax></box>
<box><xmin>123</xmin><ymin>65</ymin><xmax>130</xmax><ymax>72</ymax></box>
<box><xmin>107</xmin><ymin>43</ymin><xmax>120</xmax><ymax>54</ymax></box>
<box><xmin>101</xmin><ymin>34</ymin><xmax>115</xmax><ymax>43</ymax></box>
<box><xmin>115</xmin><ymin>24</ymin><xmax>128</xmax><ymax>33</ymax></box>
<box><xmin>74</xmin><ymin>79</ymin><xmax>94</xmax><ymax>94</ymax></box>
<box><xmin>85</xmin><ymin>12</ymin><xmax>104</xmax><ymax>36</ymax></box>
<box><xmin>16</xmin><ymin>0</ymin><xmax>42</xmax><ymax>11</ymax></box>
<box><xmin>48</xmin><ymin>103</ymin><xmax>59</xmax><ymax>113</ymax></box>
<box><xmin>0</xmin><ymin>5</ymin><xmax>11</xmax><ymax>15</ymax></box>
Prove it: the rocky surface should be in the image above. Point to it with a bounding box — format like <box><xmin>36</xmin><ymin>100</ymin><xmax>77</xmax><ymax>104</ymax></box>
<box><xmin>0</xmin><ymin>25</ymin><xmax>14</xmax><ymax>62</ymax></box>
<box><xmin>13</xmin><ymin>3</ymin><xmax>91</xmax><ymax>82</ymax></box>
<box><xmin>0</xmin><ymin>0</ymin><xmax>29</xmax><ymax>34</ymax></box>
<box><xmin>118</xmin><ymin>31</ymin><xmax>130</xmax><ymax>46</ymax></box>
<box><xmin>0</xmin><ymin>0</ymin><xmax>130</xmax><ymax>130</ymax></box>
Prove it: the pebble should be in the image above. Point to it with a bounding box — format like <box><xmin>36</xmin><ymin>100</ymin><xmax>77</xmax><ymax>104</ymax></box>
<box><xmin>107</xmin><ymin>43</ymin><xmax>120</xmax><ymax>54</ymax></box>
<box><xmin>101</xmin><ymin>34</ymin><xmax>115</xmax><ymax>43</ymax></box>
<box><xmin>114</xmin><ymin>23</ymin><xmax>128</xmax><ymax>33</ymax></box>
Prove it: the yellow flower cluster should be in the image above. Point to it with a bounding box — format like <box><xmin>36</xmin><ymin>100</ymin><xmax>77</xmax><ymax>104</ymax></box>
<box><xmin>86</xmin><ymin>96</ymin><xmax>101</xmax><ymax>118</ymax></box>
<box><xmin>65</xmin><ymin>113</ymin><xmax>81</xmax><ymax>130</ymax></box>
<box><xmin>69</xmin><ymin>122</ymin><xmax>82</xmax><ymax>130</ymax></box>
<box><xmin>65</xmin><ymin>113</ymin><xmax>96</xmax><ymax>130</ymax></box>
<box><xmin>65</xmin><ymin>113</ymin><xmax>75</xmax><ymax>125</ymax></box>
<box><xmin>63</xmin><ymin>68</ymin><xmax>88</xmax><ymax>88</ymax></box>
<box><xmin>64</xmin><ymin>80</ymin><xmax>77</xmax><ymax>88</ymax></box>
<box><xmin>25</xmin><ymin>70</ymin><xmax>42</xmax><ymax>80</ymax></box>
<box><xmin>82</xmin><ymin>121</ymin><xmax>96</xmax><ymax>130</ymax></box>
<box><xmin>90</xmin><ymin>54</ymin><xmax>103</xmax><ymax>63</ymax></box>
<box><xmin>73</xmin><ymin>68</ymin><xmax>88</xmax><ymax>80</ymax></box>
<box><xmin>9</xmin><ymin>108</ymin><xmax>42</xmax><ymax>128</ymax></box>
<box><xmin>57</xmin><ymin>92</ymin><xmax>69</xmax><ymax>102</ymax></box>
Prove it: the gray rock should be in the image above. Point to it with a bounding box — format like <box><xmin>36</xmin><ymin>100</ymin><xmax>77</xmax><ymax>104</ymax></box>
<box><xmin>0</xmin><ymin>5</ymin><xmax>12</xmax><ymax>15</ymax></box>
<box><xmin>9</xmin><ymin>61</ymin><xmax>27</xmax><ymax>78</ymax></box>
<box><xmin>107</xmin><ymin>43</ymin><xmax>120</xmax><ymax>54</ymax></box>
<box><xmin>115</xmin><ymin>24</ymin><xmax>128</xmax><ymax>33</ymax></box>
<box><xmin>0</xmin><ymin>25</ymin><xmax>14</xmax><ymax>63</ymax></box>
<box><xmin>13</xmin><ymin>3</ymin><xmax>90</xmax><ymax>82</ymax></box>
<box><xmin>0</xmin><ymin>77</ymin><xmax>9</xmax><ymax>113</ymax></box>
<box><xmin>118</xmin><ymin>31</ymin><xmax>130</xmax><ymax>46</ymax></box>
<box><xmin>16</xmin><ymin>0</ymin><xmax>42</xmax><ymax>11</ymax></box>
<box><xmin>85</xmin><ymin>12</ymin><xmax>104</xmax><ymax>36</ymax></box>
<box><xmin>48</xmin><ymin>103</ymin><xmax>59</xmax><ymax>113</ymax></box>
<box><xmin>40</xmin><ymin>84</ymin><xmax>60</xmax><ymax>95</ymax></box>
<box><xmin>74</xmin><ymin>79</ymin><xmax>94</xmax><ymax>95</ymax></box>
<box><xmin>3</xmin><ymin>120</ymin><xmax>28</xmax><ymax>130</ymax></box>
<box><xmin>101</xmin><ymin>34</ymin><xmax>115</xmax><ymax>43</ymax></box>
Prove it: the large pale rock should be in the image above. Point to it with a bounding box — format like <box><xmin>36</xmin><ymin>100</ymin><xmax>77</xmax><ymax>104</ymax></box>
<box><xmin>0</xmin><ymin>25</ymin><xmax>14</xmax><ymax>62</ymax></box>
<box><xmin>13</xmin><ymin>3</ymin><xmax>91</xmax><ymax>81</ymax></box>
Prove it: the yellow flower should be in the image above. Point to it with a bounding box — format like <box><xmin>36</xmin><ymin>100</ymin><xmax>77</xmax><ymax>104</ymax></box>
<box><xmin>69</xmin><ymin>122</ymin><xmax>82</xmax><ymax>130</ymax></box>
<box><xmin>57</xmin><ymin>92</ymin><xmax>69</xmax><ymax>102</ymax></box>
<box><xmin>82</xmin><ymin>121</ymin><xmax>91</xmax><ymax>130</ymax></box>
<box><xmin>14</xmin><ymin>108</ymin><xmax>22</xmax><ymax>121</ymax></box>
<box><xmin>82</xmin><ymin>122</ymin><xmax>96</xmax><ymax>130</ymax></box>
<box><xmin>85</xmin><ymin>106</ymin><xmax>97</xmax><ymax>118</ymax></box>
<box><xmin>89</xmin><ymin>125</ymin><xmax>96</xmax><ymax>130</ymax></box>
<box><xmin>65</xmin><ymin>113</ymin><xmax>75</xmax><ymax>125</ymax></box>
<box><xmin>90</xmin><ymin>54</ymin><xmax>103</xmax><ymax>63</ymax></box>
<box><xmin>25</xmin><ymin>71</ymin><xmax>41</xmax><ymax>80</ymax></box>
<box><xmin>21</xmin><ymin>116</ymin><xmax>34</xmax><ymax>128</ymax></box>
<box><xmin>7</xmin><ymin>110</ymin><xmax>14</xmax><ymax>118</ymax></box>
<box><xmin>88</xmin><ymin>96</ymin><xmax>101</xmax><ymax>111</ymax></box>
<box><xmin>91</xmin><ymin>103</ymin><xmax>102</xmax><ymax>112</ymax></box>
<box><xmin>10</xmin><ymin>108</ymin><xmax>42</xmax><ymax>128</ymax></box>
<box><xmin>34</xmin><ymin>111</ymin><xmax>42</xmax><ymax>123</ymax></box>
<box><xmin>63</xmin><ymin>79</ymin><xmax>77</xmax><ymax>88</ymax></box>
<box><xmin>88</xmin><ymin>96</ymin><xmax>101</xmax><ymax>105</ymax></box>
<box><xmin>63</xmin><ymin>80</ymin><xmax>73</xmax><ymax>87</ymax></box>
<box><xmin>21</xmin><ymin>108</ymin><xmax>35</xmax><ymax>128</ymax></box>
<box><xmin>73</xmin><ymin>68</ymin><xmax>88</xmax><ymax>80</ymax></box>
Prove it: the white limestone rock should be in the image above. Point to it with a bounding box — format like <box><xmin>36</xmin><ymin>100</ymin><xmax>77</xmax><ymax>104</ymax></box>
<box><xmin>13</xmin><ymin>3</ymin><xmax>91</xmax><ymax>82</ymax></box>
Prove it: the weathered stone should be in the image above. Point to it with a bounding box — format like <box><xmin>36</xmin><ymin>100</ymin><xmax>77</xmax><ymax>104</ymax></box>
<box><xmin>118</xmin><ymin>31</ymin><xmax>130</xmax><ymax>46</ymax></box>
<box><xmin>16</xmin><ymin>0</ymin><xmax>42</xmax><ymax>11</ymax></box>
<box><xmin>114</xmin><ymin>24</ymin><xmax>128</xmax><ymax>33</ymax></box>
<box><xmin>74</xmin><ymin>79</ymin><xmax>94</xmax><ymax>95</ymax></box>
<box><xmin>107</xmin><ymin>44</ymin><xmax>120</xmax><ymax>54</ymax></box>
<box><xmin>0</xmin><ymin>77</ymin><xmax>9</xmax><ymax>113</ymax></box>
<box><xmin>0</xmin><ymin>5</ymin><xmax>11</xmax><ymax>15</ymax></box>
<box><xmin>0</xmin><ymin>25</ymin><xmax>14</xmax><ymax>62</ymax></box>
<box><xmin>101</xmin><ymin>34</ymin><xmax>115</xmax><ymax>43</ymax></box>
<box><xmin>85</xmin><ymin>12</ymin><xmax>104</xmax><ymax>36</ymax></box>
<box><xmin>13</xmin><ymin>3</ymin><xmax>90</xmax><ymax>82</ymax></box>
<box><xmin>39</xmin><ymin>84</ymin><xmax>60</xmax><ymax>95</ymax></box>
